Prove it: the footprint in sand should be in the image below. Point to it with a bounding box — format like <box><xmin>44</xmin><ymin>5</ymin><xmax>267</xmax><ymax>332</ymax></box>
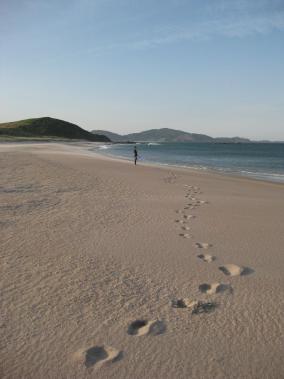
<box><xmin>183</xmin><ymin>214</ymin><xmax>195</xmax><ymax>220</ymax></box>
<box><xmin>179</xmin><ymin>233</ymin><xmax>191</xmax><ymax>239</ymax></box>
<box><xmin>199</xmin><ymin>283</ymin><xmax>232</xmax><ymax>295</ymax></box>
<box><xmin>74</xmin><ymin>345</ymin><xmax>122</xmax><ymax>368</ymax></box>
<box><xmin>197</xmin><ymin>254</ymin><xmax>216</xmax><ymax>263</ymax></box>
<box><xmin>172</xmin><ymin>298</ymin><xmax>217</xmax><ymax>314</ymax></box>
<box><xmin>195</xmin><ymin>242</ymin><xmax>212</xmax><ymax>249</ymax></box>
<box><xmin>172</xmin><ymin>298</ymin><xmax>197</xmax><ymax>309</ymax></box>
<box><xmin>181</xmin><ymin>226</ymin><xmax>190</xmax><ymax>231</ymax></box>
<box><xmin>187</xmin><ymin>202</ymin><xmax>200</xmax><ymax>206</ymax></box>
<box><xmin>127</xmin><ymin>320</ymin><xmax>166</xmax><ymax>336</ymax></box>
<box><xmin>175</xmin><ymin>219</ymin><xmax>187</xmax><ymax>224</ymax></box>
<box><xmin>191</xmin><ymin>301</ymin><xmax>217</xmax><ymax>314</ymax></box>
<box><xmin>219</xmin><ymin>264</ymin><xmax>254</xmax><ymax>276</ymax></box>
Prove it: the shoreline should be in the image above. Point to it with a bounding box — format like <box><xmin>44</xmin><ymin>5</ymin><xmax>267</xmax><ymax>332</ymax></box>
<box><xmin>1</xmin><ymin>140</ymin><xmax>284</xmax><ymax>185</ymax></box>
<box><xmin>95</xmin><ymin>147</ymin><xmax>284</xmax><ymax>186</ymax></box>
<box><xmin>91</xmin><ymin>142</ymin><xmax>284</xmax><ymax>187</ymax></box>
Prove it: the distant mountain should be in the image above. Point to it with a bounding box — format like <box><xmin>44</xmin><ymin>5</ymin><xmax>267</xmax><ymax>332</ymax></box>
<box><xmin>92</xmin><ymin>128</ymin><xmax>251</xmax><ymax>143</ymax></box>
<box><xmin>0</xmin><ymin>117</ymin><xmax>110</xmax><ymax>142</ymax></box>
<box><xmin>126</xmin><ymin>128</ymin><xmax>215</xmax><ymax>142</ymax></box>
<box><xmin>92</xmin><ymin>130</ymin><xmax>127</xmax><ymax>142</ymax></box>
<box><xmin>214</xmin><ymin>136</ymin><xmax>251</xmax><ymax>143</ymax></box>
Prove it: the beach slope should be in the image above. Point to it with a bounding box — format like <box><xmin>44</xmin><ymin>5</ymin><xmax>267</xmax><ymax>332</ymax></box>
<box><xmin>1</xmin><ymin>143</ymin><xmax>284</xmax><ymax>379</ymax></box>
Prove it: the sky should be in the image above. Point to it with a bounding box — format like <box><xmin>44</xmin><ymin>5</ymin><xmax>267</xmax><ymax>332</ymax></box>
<box><xmin>1</xmin><ymin>0</ymin><xmax>284</xmax><ymax>140</ymax></box>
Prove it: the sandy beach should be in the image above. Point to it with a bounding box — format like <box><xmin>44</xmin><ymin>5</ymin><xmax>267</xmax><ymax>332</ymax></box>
<box><xmin>1</xmin><ymin>142</ymin><xmax>284</xmax><ymax>379</ymax></box>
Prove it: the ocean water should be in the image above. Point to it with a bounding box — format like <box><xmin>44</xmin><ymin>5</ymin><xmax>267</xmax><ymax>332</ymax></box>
<box><xmin>93</xmin><ymin>142</ymin><xmax>284</xmax><ymax>183</ymax></box>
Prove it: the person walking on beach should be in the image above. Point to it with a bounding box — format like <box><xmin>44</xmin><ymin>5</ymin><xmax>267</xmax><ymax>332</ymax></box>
<box><xmin>134</xmin><ymin>145</ymin><xmax>138</xmax><ymax>165</ymax></box>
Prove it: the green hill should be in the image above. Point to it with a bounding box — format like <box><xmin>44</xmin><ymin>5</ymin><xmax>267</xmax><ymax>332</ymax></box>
<box><xmin>92</xmin><ymin>128</ymin><xmax>251</xmax><ymax>143</ymax></box>
<box><xmin>91</xmin><ymin>128</ymin><xmax>214</xmax><ymax>143</ymax></box>
<box><xmin>0</xmin><ymin>117</ymin><xmax>110</xmax><ymax>142</ymax></box>
<box><xmin>125</xmin><ymin>128</ymin><xmax>214</xmax><ymax>142</ymax></box>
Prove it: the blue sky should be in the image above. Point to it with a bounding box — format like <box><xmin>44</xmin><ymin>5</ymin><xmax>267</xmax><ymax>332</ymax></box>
<box><xmin>1</xmin><ymin>0</ymin><xmax>284</xmax><ymax>140</ymax></box>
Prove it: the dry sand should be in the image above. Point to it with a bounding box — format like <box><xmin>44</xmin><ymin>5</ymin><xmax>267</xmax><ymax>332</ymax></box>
<box><xmin>1</xmin><ymin>142</ymin><xmax>284</xmax><ymax>379</ymax></box>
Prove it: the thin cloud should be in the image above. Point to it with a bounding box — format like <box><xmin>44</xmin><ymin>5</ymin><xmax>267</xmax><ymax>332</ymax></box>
<box><xmin>90</xmin><ymin>12</ymin><xmax>284</xmax><ymax>54</ymax></box>
<box><xmin>41</xmin><ymin>1</ymin><xmax>284</xmax><ymax>61</ymax></box>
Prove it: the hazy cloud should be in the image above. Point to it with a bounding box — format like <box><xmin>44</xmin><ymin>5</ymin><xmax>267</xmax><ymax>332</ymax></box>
<box><xmin>84</xmin><ymin>0</ymin><xmax>284</xmax><ymax>54</ymax></box>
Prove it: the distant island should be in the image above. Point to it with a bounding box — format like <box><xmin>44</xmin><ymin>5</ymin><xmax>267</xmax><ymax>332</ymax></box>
<box><xmin>0</xmin><ymin>117</ymin><xmax>110</xmax><ymax>142</ymax></box>
<box><xmin>92</xmin><ymin>128</ymin><xmax>252</xmax><ymax>143</ymax></box>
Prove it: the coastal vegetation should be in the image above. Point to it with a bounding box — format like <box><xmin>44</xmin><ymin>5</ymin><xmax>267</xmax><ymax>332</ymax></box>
<box><xmin>92</xmin><ymin>128</ymin><xmax>251</xmax><ymax>143</ymax></box>
<box><xmin>0</xmin><ymin>117</ymin><xmax>110</xmax><ymax>142</ymax></box>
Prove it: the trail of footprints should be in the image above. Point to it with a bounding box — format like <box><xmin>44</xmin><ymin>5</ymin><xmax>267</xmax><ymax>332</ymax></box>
<box><xmin>75</xmin><ymin>183</ymin><xmax>254</xmax><ymax>369</ymax></box>
<box><xmin>172</xmin><ymin>183</ymin><xmax>254</xmax><ymax>317</ymax></box>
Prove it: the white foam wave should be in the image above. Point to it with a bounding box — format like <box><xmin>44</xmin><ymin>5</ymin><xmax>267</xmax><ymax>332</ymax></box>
<box><xmin>98</xmin><ymin>145</ymin><xmax>110</xmax><ymax>150</ymax></box>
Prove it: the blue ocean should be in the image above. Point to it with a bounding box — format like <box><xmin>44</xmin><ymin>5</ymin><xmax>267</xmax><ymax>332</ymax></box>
<box><xmin>94</xmin><ymin>143</ymin><xmax>284</xmax><ymax>183</ymax></box>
